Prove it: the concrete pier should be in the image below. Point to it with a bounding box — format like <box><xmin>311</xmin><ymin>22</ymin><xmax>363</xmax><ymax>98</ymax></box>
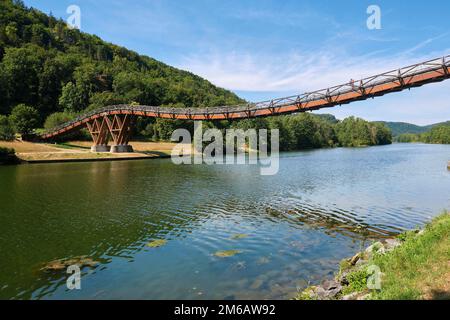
<box><xmin>110</xmin><ymin>145</ymin><xmax>134</xmax><ymax>153</ymax></box>
<box><xmin>91</xmin><ymin>145</ymin><xmax>111</xmax><ymax>153</ymax></box>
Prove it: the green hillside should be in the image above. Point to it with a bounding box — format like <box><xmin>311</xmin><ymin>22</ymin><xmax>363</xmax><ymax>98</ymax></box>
<box><xmin>376</xmin><ymin>121</ymin><xmax>450</xmax><ymax>137</ymax></box>
<box><xmin>0</xmin><ymin>0</ymin><xmax>244</xmax><ymax>125</ymax></box>
<box><xmin>375</xmin><ymin>122</ymin><xmax>427</xmax><ymax>137</ymax></box>
<box><xmin>396</xmin><ymin>122</ymin><xmax>450</xmax><ymax>144</ymax></box>
<box><xmin>0</xmin><ymin>1</ymin><xmax>394</xmax><ymax>150</ymax></box>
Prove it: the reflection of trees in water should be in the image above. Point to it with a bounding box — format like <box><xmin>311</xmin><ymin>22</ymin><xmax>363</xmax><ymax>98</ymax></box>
<box><xmin>1</xmin><ymin>161</ymin><xmax>206</xmax><ymax>300</ymax></box>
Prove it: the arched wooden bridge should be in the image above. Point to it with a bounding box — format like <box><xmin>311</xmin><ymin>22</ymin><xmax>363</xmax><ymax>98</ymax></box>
<box><xmin>41</xmin><ymin>55</ymin><xmax>450</xmax><ymax>152</ymax></box>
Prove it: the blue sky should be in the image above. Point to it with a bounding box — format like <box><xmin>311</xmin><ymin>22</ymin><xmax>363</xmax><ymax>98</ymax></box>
<box><xmin>24</xmin><ymin>0</ymin><xmax>450</xmax><ymax>125</ymax></box>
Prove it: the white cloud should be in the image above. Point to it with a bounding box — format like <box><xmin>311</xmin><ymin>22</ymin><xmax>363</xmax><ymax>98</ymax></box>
<box><xmin>178</xmin><ymin>47</ymin><xmax>450</xmax><ymax>94</ymax></box>
<box><xmin>317</xmin><ymin>82</ymin><xmax>450</xmax><ymax>125</ymax></box>
<box><xmin>177</xmin><ymin>43</ymin><xmax>450</xmax><ymax>125</ymax></box>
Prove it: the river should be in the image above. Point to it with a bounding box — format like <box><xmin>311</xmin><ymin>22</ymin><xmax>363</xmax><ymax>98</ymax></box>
<box><xmin>0</xmin><ymin>143</ymin><xmax>449</xmax><ymax>299</ymax></box>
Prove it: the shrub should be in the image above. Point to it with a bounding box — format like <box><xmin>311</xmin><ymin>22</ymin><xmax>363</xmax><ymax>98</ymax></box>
<box><xmin>0</xmin><ymin>147</ymin><xmax>17</xmax><ymax>164</ymax></box>
<box><xmin>9</xmin><ymin>104</ymin><xmax>40</xmax><ymax>135</ymax></box>
<box><xmin>0</xmin><ymin>147</ymin><xmax>15</xmax><ymax>156</ymax></box>
<box><xmin>341</xmin><ymin>267</ymin><xmax>370</xmax><ymax>295</ymax></box>
<box><xmin>0</xmin><ymin>115</ymin><xmax>15</xmax><ymax>140</ymax></box>
<box><xmin>44</xmin><ymin>112</ymin><xmax>75</xmax><ymax>130</ymax></box>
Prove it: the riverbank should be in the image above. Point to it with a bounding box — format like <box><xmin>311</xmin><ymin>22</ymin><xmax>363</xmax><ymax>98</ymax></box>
<box><xmin>297</xmin><ymin>212</ymin><xmax>450</xmax><ymax>300</ymax></box>
<box><xmin>0</xmin><ymin>140</ymin><xmax>184</xmax><ymax>164</ymax></box>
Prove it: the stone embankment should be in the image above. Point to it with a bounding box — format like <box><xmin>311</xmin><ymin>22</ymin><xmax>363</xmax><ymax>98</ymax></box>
<box><xmin>297</xmin><ymin>236</ymin><xmax>409</xmax><ymax>300</ymax></box>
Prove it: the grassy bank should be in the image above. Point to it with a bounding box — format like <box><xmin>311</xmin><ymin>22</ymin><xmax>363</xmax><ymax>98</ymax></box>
<box><xmin>298</xmin><ymin>212</ymin><xmax>450</xmax><ymax>300</ymax></box>
<box><xmin>370</xmin><ymin>212</ymin><xmax>450</xmax><ymax>300</ymax></box>
<box><xmin>0</xmin><ymin>140</ymin><xmax>183</xmax><ymax>163</ymax></box>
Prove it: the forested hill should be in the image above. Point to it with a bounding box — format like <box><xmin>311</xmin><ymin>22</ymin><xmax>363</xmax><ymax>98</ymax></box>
<box><xmin>376</xmin><ymin>121</ymin><xmax>450</xmax><ymax>137</ymax></box>
<box><xmin>0</xmin><ymin>0</ymin><xmax>244</xmax><ymax>124</ymax></box>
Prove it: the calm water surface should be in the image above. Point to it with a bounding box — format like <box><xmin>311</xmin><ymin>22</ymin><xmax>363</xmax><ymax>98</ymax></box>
<box><xmin>0</xmin><ymin>143</ymin><xmax>449</xmax><ymax>299</ymax></box>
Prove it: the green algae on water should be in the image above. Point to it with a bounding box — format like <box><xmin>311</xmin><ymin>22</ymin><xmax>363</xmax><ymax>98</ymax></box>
<box><xmin>214</xmin><ymin>250</ymin><xmax>242</xmax><ymax>258</ymax></box>
<box><xmin>147</xmin><ymin>239</ymin><xmax>167</xmax><ymax>248</ymax></box>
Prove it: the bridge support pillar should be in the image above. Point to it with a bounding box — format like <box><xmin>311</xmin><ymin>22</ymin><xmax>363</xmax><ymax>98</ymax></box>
<box><xmin>86</xmin><ymin>114</ymin><xmax>135</xmax><ymax>153</ymax></box>
<box><xmin>110</xmin><ymin>145</ymin><xmax>134</xmax><ymax>153</ymax></box>
<box><xmin>86</xmin><ymin>117</ymin><xmax>111</xmax><ymax>153</ymax></box>
<box><xmin>91</xmin><ymin>145</ymin><xmax>111</xmax><ymax>153</ymax></box>
<box><xmin>105</xmin><ymin>114</ymin><xmax>134</xmax><ymax>153</ymax></box>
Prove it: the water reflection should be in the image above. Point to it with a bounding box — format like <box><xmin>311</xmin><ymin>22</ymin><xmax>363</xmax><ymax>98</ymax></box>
<box><xmin>0</xmin><ymin>143</ymin><xmax>449</xmax><ymax>299</ymax></box>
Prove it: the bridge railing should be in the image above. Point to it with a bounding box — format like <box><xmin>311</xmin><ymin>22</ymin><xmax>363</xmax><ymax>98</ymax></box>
<box><xmin>42</xmin><ymin>55</ymin><xmax>449</xmax><ymax>136</ymax></box>
<box><xmin>244</xmin><ymin>54</ymin><xmax>450</xmax><ymax>111</ymax></box>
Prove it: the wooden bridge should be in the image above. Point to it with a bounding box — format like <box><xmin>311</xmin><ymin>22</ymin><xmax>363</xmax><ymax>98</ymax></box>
<box><xmin>41</xmin><ymin>55</ymin><xmax>450</xmax><ymax>152</ymax></box>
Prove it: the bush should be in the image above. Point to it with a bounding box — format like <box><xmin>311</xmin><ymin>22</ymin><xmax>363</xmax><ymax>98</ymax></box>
<box><xmin>44</xmin><ymin>112</ymin><xmax>75</xmax><ymax>130</ymax></box>
<box><xmin>0</xmin><ymin>115</ymin><xmax>15</xmax><ymax>140</ymax></box>
<box><xmin>9</xmin><ymin>104</ymin><xmax>40</xmax><ymax>135</ymax></box>
<box><xmin>0</xmin><ymin>146</ymin><xmax>17</xmax><ymax>164</ymax></box>
<box><xmin>341</xmin><ymin>267</ymin><xmax>370</xmax><ymax>295</ymax></box>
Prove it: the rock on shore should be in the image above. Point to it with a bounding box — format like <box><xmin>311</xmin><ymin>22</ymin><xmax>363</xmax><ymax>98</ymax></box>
<box><xmin>296</xmin><ymin>237</ymin><xmax>403</xmax><ymax>300</ymax></box>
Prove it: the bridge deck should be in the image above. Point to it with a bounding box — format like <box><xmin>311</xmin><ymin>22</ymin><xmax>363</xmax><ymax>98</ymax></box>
<box><xmin>41</xmin><ymin>55</ymin><xmax>450</xmax><ymax>140</ymax></box>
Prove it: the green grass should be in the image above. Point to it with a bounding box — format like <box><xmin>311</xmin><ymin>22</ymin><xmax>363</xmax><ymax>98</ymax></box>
<box><xmin>297</xmin><ymin>212</ymin><xmax>450</xmax><ymax>300</ymax></box>
<box><xmin>341</xmin><ymin>267</ymin><xmax>370</xmax><ymax>296</ymax></box>
<box><xmin>339</xmin><ymin>212</ymin><xmax>450</xmax><ymax>300</ymax></box>
<box><xmin>51</xmin><ymin>143</ymin><xmax>90</xmax><ymax>150</ymax></box>
<box><xmin>369</xmin><ymin>212</ymin><xmax>450</xmax><ymax>300</ymax></box>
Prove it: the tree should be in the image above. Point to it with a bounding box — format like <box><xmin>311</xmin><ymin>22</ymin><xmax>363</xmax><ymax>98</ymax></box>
<box><xmin>87</xmin><ymin>91</ymin><xmax>124</xmax><ymax>111</ymax></box>
<box><xmin>9</xmin><ymin>104</ymin><xmax>39</xmax><ymax>135</ymax></box>
<box><xmin>396</xmin><ymin>133</ymin><xmax>419</xmax><ymax>143</ymax></box>
<box><xmin>37</xmin><ymin>57</ymin><xmax>66</xmax><ymax>117</ymax></box>
<box><xmin>5</xmin><ymin>22</ymin><xmax>19</xmax><ymax>44</ymax></box>
<box><xmin>0</xmin><ymin>64</ymin><xmax>10</xmax><ymax>114</ymax></box>
<box><xmin>0</xmin><ymin>146</ymin><xmax>17</xmax><ymax>164</ymax></box>
<box><xmin>0</xmin><ymin>0</ymin><xmax>244</xmax><ymax>123</ymax></box>
<box><xmin>267</xmin><ymin>116</ymin><xmax>293</xmax><ymax>151</ymax></box>
<box><xmin>0</xmin><ymin>115</ymin><xmax>15</xmax><ymax>140</ymax></box>
<box><xmin>153</xmin><ymin>119</ymin><xmax>189</xmax><ymax>141</ymax></box>
<box><xmin>44</xmin><ymin>112</ymin><xmax>74</xmax><ymax>130</ymax></box>
<box><xmin>0</xmin><ymin>45</ymin><xmax>45</xmax><ymax>109</ymax></box>
<box><xmin>371</xmin><ymin>123</ymin><xmax>392</xmax><ymax>145</ymax></box>
<box><xmin>286</xmin><ymin>113</ymin><xmax>321</xmax><ymax>149</ymax></box>
<box><xmin>31</xmin><ymin>24</ymin><xmax>51</xmax><ymax>47</ymax></box>
<box><xmin>59</xmin><ymin>82</ymin><xmax>85</xmax><ymax>113</ymax></box>
<box><xmin>335</xmin><ymin>117</ymin><xmax>392</xmax><ymax>147</ymax></box>
<box><xmin>336</xmin><ymin>117</ymin><xmax>371</xmax><ymax>147</ymax></box>
<box><xmin>425</xmin><ymin>125</ymin><xmax>450</xmax><ymax>144</ymax></box>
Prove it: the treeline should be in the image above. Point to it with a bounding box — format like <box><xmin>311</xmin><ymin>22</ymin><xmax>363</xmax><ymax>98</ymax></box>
<box><xmin>0</xmin><ymin>1</ymin><xmax>392</xmax><ymax>151</ymax></box>
<box><xmin>396</xmin><ymin>124</ymin><xmax>450</xmax><ymax>144</ymax></box>
<box><xmin>139</xmin><ymin>114</ymin><xmax>392</xmax><ymax>151</ymax></box>
<box><xmin>0</xmin><ymin>0</ymin><xmax>243</xmax><ymax>130</ymax></box>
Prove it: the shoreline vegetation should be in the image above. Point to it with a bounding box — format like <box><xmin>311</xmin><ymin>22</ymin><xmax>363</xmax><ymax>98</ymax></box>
<box><xmin>296</xmin><ymin>212</ymin><xmax>450</xmax><ymax>300</ymax></box>
<box><xmin>0</xmin><ymin>1</ymin><xmax>447</xmax><ymax>159</ymax></box>
<box><xmin>0</xmin><ymin>140</ymin><xmax>182</xmax><ymax>164</ymax></box>
<box><xmin>0</xmin><ymin>146</ymin><xmax>19</xmax><ymax>164</ymax></box>
<box><xmin>396</xmin><ymin>124</ymin><xmax>450</xmax><ymax>144</ymax></box>
<box><xmin>0</xmin><ymin>113</ymin><xmax>395</xmax><ymax>163</ymax></box>
<box><xmin>0</xmin><ymin>2</ymin><xmax>393</xmax><ymax>158</ymax></box>
<box><xmin>1</xmin><ymin>130</ymin><xmax>450</xmax><ymax>166</ymax></box>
